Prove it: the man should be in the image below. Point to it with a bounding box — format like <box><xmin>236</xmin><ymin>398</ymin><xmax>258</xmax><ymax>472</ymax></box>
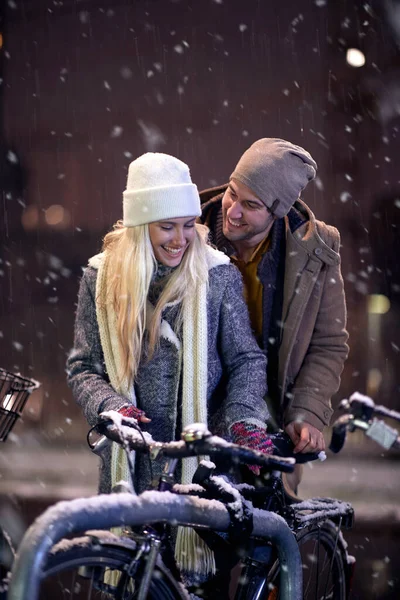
<box><xmin>200</xmin><ymin>138</ymin><xmax>349</xmax><ymax>458</ymax></box>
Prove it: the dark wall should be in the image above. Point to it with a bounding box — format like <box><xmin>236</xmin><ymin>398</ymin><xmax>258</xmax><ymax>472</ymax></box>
<box><xmin>1</xmin><ymin>0</ymin><xmax>399</xmax><ymax>442</ymax></box>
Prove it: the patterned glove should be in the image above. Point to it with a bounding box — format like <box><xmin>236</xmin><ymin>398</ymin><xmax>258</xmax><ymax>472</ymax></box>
<box><xmin>118</xmin><ymin>404</ymin><xmax>146</xmax><ymax>421</ymax></box>
<box><xmin>231</xmin><ymin>421</ymin><xmax>274</xmax><ymax>475</ymax></box>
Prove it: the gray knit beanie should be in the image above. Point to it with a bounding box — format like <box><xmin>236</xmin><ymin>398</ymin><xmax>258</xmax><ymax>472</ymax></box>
<box><xmin>230</xmin><ymin>138</ymin><xmax>317</xmax><ymax>219</ymax></box>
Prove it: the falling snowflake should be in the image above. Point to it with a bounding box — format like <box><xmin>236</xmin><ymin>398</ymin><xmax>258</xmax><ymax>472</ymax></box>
<box><xmin>120</xmin><ymin>67</ymin><xmax>132</xmax><ymax>79</ymax></box>
<box><xmin>314</xmin><ymin>177</ymin><xmax>324</xmax><ymax>191</ymax></box>
<box><xmin>155</xmin><ymin>91</ymin><xmax>164</xmax><ymax>105</ymax></box>
<box><xmin>110</xmin><ymin>126</ymin><xmax>123</xmax><ymax>138</ymax></box>
<box><xmin>7</xmin><ymin>150</ymin><xmax>18</xmax><ymax>164</ymax></box>
<box><xmin>340</xmin><ymin>191</ymin><xmax>351</xmax><ymax>203</ymax></box>
<box><xmin>137</xmin><ymin>120</ymin><xmax>166</xmax><ymax>151</ymax></box>
<box><xmin>48</xmin><ymin>255</ymin><xmax>63</xmax><ymax>270</ymax></box>
<box><xmin>79</xmin><ymin>11</ymin><xmax>90</xmax><ymax>24</ymax></box>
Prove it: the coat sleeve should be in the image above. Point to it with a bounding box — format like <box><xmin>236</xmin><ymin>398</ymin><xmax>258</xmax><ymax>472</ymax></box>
<box><xmin>284</xmin><ymin>228</ymin><xmax>349</xmax><ymax>430</ymax></box>
<box><xmin>215</xmin><ymin>265</ymin><xmax>270</xmax><ymax>431</ymax></box>
<box><xmin>66</xmin><ymin>268</ymin><xmax>128</xmax><ymax>426</ymax></box>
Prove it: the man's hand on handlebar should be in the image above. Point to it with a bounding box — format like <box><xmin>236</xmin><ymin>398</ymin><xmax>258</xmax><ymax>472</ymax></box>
<box><xmin>285</xmin><ymin>421</ymin><xmax>325</xmax><ymax>454</ymax></box>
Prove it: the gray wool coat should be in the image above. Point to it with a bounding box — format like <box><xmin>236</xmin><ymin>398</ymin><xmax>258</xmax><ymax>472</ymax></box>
<box><xmin>66</xmin><ymin>261</ymin><xmax>269</xmax><ymax>493</ymax></box>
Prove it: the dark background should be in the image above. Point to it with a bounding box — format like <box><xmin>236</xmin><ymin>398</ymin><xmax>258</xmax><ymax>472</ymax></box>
<box><xmin>0</xmin><ymin>1</ymin><xmax>399</xmax><ymax>598</ymax></box>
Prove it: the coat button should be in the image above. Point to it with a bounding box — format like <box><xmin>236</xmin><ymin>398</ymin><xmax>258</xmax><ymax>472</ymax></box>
<box><xmin>314</xmin><ymin>248</ymin><xmax>323</xmax><ymax>256</ymax></box>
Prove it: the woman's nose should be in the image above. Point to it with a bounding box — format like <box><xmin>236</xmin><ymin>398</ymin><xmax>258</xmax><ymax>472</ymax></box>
<box><xmin>173</xmin><ymin>227</ymin><xmax>185</xmax><ymax>245</ymax></box>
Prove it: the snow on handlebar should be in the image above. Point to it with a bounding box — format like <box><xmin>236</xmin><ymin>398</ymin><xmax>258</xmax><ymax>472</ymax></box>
<box><xmin>91</xmin><ymin>410</ymin><xmax>296</xmax><ymax>473</ymax></box>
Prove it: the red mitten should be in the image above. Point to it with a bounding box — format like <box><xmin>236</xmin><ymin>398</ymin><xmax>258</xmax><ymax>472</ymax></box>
<box><xmin>231</xmin><ymin>421</ymin><xmax>274</xmax><ymax>475</ymax></box>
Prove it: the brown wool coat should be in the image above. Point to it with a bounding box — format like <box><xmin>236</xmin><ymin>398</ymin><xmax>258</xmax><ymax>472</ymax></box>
<box><xmin>200</xmin><ymin>187</ymin><xmax>349</xmax><ymax>431</ymax></box>
<box><xmin>278</xmin><ymin>203</ymin><xmax>349</xmax><ymax>430</ymax></box>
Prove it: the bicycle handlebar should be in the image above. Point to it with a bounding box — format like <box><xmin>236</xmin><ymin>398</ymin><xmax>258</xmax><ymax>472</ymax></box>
<box><xmin>93</xmin><ymin>414</ymin><xmax>297</xmax><ymax>473</ymax></box>
<box><xmin>329</xmin><ymin>392</ymin><xmax>400</xmax><ymax>453</ymax></box>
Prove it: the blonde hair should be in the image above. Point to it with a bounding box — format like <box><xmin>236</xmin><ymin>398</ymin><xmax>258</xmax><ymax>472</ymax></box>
<box><xmin>102</xmin><ymin>221</ymin><xmax>209</xmax><ymax>386</ymax></box>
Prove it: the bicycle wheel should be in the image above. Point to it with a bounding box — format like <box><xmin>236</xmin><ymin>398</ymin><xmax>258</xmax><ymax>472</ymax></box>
<box><xmin>1</xmin><ymin>527</ymin><xmax>15</xmax><ymax>600</ymax></box>
<box><xmin>0</xmin><ymin>527</ymin><xmax>14</xmax><ymax>579</ymax></box>
<box><xmin>266</xmin><ymin>520</ymin><xmax>349</xmax><ymax>600</ymax></box>
<box><xmin>39</xmin><ymin>532</ymin><xmax>187</xmax><ymax>600</ymax></box>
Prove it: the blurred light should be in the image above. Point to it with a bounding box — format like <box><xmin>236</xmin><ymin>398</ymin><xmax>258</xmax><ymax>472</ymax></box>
<box><xmin>368</xmin><ymin>294</ymin><xmax>390</xmax><ymax>314</ymax></box>
<box><xmin>21</xmin><ymin>205</ymin><xmax>39</xmax><ymax>230</ymax></box>
<box><xmin>367</xmin><ymin>368</ymin><xmax>382</xmax><ymax>397</ymax></box>
<box><xmin>0</xmin><ymin>33</ymin><xmax>3</xmax><ymax>50</ymax></box>
<box><xmin>44</xmin><ymin>204</ymin><xmax>70</xmax><ymax>227</ymax></box>
<box><xmin>346</xmin><ymin>48</ymin><xmax>365</xmax><ymax>68</ymax></box>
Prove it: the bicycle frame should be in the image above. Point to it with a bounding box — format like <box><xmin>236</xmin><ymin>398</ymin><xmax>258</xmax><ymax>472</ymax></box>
<box><xmin>8</xmin><ymin>489</ymin><xmax>303</xmax><ymax>600</ymax></box>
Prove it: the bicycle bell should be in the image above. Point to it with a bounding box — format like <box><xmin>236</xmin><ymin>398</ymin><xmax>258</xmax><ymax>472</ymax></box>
<box><xmin>182</xmin><ymin>423</ymin><xmax>211</xmax><ymax>442</ymax></box>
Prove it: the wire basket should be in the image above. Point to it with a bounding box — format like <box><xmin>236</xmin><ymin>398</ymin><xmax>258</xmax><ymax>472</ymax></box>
<box><xmin>0</xmin><ymin>368</ymin><xmax>40</xmax><ymax>442</ymax></box>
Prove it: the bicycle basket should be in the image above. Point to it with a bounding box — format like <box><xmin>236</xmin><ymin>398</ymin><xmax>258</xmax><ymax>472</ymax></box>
<box><xmin>0</xmin><ymin>368</ymin><xmax>40</xmax><ymax>442</ymax></box>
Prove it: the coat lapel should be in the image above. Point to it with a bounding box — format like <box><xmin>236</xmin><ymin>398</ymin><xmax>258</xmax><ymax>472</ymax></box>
<box><xmin>278</xmin><ymin>224</ymin><xmax>323</xmax><ymax>389</ymax></box>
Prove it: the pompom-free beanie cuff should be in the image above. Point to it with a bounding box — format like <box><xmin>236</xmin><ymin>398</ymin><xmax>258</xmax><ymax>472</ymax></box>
<box><xmin>230</xmin><ymin>172</ymin><xmax>287</xmax><ymax>217</ymax></box>
<box><xmin>123</xmin><ymin>183</ymin><xmax>201</xmax><ymax>227</ymax></box>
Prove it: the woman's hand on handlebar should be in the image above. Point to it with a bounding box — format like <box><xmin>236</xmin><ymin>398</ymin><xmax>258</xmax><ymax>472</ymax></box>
<box><xmin>285</xmin><ymin>421</ymin><xmax>325</xmax><ymax>454</ymax></box>
<box><xmin>118</xmin><ymin>404</ymin><xmax>151</xmax><ymax>424</ymax></box>
<box><xmin>231</xmin><ymin>421</ymin><xmax>274</xmax><ymax>475</ymax></box>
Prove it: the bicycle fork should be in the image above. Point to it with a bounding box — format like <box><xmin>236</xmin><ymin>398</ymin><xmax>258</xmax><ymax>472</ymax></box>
<box><xmin>134</xmin><ymin>536</ymin><xmax>162</xmax><ymax>600</ymax></box>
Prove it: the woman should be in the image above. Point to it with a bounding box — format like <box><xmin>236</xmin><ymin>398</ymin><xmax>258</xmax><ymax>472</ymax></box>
<box><xmin>66</xmin><ymin>152</ymin><xmax>272</xmax><ymax>579</ymax></box>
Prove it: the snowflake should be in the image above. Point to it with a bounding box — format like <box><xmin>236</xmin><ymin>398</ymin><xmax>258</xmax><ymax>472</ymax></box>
<box><xmin>110</xmin><ymin>126</ymin><xmax>123</xmax><ymax>138</ymax></box>
<box><xmin>7</xmin><ymin>150</ymin><xmax>18</xmax><ymax>164</ymax></box>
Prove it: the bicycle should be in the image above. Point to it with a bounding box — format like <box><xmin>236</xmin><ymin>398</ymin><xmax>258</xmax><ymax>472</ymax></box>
<box><xmin>330</xmin><ymin>391</ymin><xmax>400</xmax><ymax>453</ymax></box>
<box><xmin>7</xmin><ymin>409</ymin><xmax>354</xmax><ymax>600</ymax></box>
<box><xmin>0</xmin><ymin>368</ymin><xmax>40</xmax><ymax>596</ymax></box>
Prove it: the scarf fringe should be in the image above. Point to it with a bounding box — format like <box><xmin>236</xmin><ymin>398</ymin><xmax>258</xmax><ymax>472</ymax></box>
<box><xmin>175</xmin><ymin>526</ymin><xmax>216</xmax><ymax>576</ymax></box>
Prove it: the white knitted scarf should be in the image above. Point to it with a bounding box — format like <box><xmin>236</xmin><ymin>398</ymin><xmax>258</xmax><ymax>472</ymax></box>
<box><xmin>91</xmin><ymin>245</ymin><xmax>229</xmax><ymax>576</ymax></box>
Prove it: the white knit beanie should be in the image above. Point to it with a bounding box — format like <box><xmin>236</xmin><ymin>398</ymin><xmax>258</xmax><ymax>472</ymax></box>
<box><xmin>123</xmin><ymin>152</ymin><xmax>201</xmax><ymax>227</ymax></box>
